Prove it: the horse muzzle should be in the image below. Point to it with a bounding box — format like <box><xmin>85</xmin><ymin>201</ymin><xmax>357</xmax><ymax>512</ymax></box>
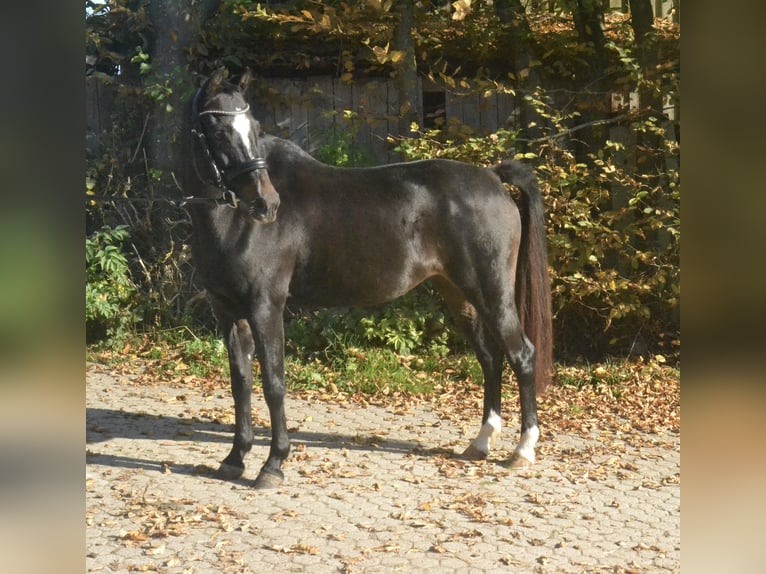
<box><xmin>245</xmin><ymin>176</ymin><xmax>280</xmax><ymax>223</ymax></box>
<box><xmin>248</xmin><ymin>195</ymin><xmax>280</xmax><ymax>223</ymax></box>
<box><xmin>225</xmin><ymin>164</ymin><xmax>279</xmax><ymax>223</ymax></box>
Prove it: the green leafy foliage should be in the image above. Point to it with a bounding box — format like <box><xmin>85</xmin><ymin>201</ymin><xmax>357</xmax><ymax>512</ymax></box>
<box><xmin>286</xmin><ymin>285</ymin><xmax>453</xmax><ymax>360</ymax></box>
<box><xmin>86</xmin><ymin>225</ymin><xmax>140</xmax><ymax>341</ymax></box>
<box><xmin>313</xmin><ymin>129</ymin><xmax>375</xmax><ymax>167</ymax></box>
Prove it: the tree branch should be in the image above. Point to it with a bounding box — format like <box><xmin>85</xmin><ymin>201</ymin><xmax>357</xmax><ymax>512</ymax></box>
<box><xmin>516</xmin><ymin>109</ymin><xmax>653</xmax><ymax>145</ymax></box>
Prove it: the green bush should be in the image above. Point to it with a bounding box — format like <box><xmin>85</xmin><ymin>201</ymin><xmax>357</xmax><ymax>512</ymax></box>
<box><xmin>286</xmin><ymin>284</ymin><xmax>454</xmax><ymax>359</ymax></box>
<box><xmin>313</xmin><ymin>129</ymin><xmax>375</xmax><ymax>167</ymax></box>
<box><xmin>86</xmin><ymin>225</ymin><xmax>140</xmax><ymax>341</ymax></box>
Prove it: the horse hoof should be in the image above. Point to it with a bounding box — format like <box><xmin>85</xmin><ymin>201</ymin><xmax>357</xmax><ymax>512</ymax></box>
<box><xmin>504</xmin><ymin>452</ymin><xmax>534</xmax><ymax>469</ymax></box>
<box><xmin>253</xmin><ymin>470</ymin><xmax>284</xmax><ymax>490</ymax></box>
<box><xmin>461</xmin><ymin>444</ymin><xmax>489</xmax><ymax>461</ymax></box>
<box><xmin>217</xmin><ymin>462</ymin><xmax>245</xmax><ymax>480</ymax></box>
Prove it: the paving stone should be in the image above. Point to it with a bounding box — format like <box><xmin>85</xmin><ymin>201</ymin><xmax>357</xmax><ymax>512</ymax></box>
<box><xmin>86</xmin><ymin>364</ymin><xmax>680</xmax><ymax>573</ymax></box>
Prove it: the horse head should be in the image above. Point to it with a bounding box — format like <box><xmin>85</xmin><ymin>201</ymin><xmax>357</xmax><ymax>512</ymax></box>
<box><xmin>192</xmin><ymin>67</ymin><xmax>280</xmax><ymax>223</ymax></box>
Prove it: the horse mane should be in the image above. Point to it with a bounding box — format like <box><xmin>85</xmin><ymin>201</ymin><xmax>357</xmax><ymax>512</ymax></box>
<box><xmin>260</xmin><ymin>133</ymin><xmax>318</xmax><ymax>163</ymax></box>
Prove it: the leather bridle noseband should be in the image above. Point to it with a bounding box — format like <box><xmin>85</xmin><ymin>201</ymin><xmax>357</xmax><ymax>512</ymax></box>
<box><xmin>190</xmin><ymin>88</ymin><xmax>268</xmax><ymax>207</ymax></box>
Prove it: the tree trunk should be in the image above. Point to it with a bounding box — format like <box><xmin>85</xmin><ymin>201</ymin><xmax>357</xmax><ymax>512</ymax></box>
<box><xmin>629</xmin><ymin>0</ymin><xmax>654</xmax><ymax>41</ymax></box>
<box><xmin>629</xmin><ymin>0</ymin><xmax>666</xmax><ymax>241</ymax></box>
<box><xmin>494</xmin><ymin>0</ymin><xmax>544</xmax><ymax>150</ymax></box>
<box><xmin>629</xmin><ymin>0</ymin><xmax>662</xmax><ymax>122</ymax></box>
<box><xmin>393</xmin><ymin>0</ymin><xmax>420</xmax><ymax>137</ymax></box>
<box><xmin>146</xmin><ymin>0</ymin><xmax>220</xmax><ymax>181</ymax></box>
<box><xmin>571</xmin><ymin>0</ymin><xmax>609</xmax><ymax>163</ymax></box>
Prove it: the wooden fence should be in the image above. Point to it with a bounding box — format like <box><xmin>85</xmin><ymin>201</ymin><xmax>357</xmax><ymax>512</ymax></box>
<box><xmin>85</xmin><ymin>75</ymin><xmax>517</xmax><ymax>165</ymax></box>
<box><xmin>85</xmin><ymin>74</ymin><xmax>675</xmax><ymax>182</ymax></box>
<box><xmin>248</xmin><ymin>76</ymin><xmax>516</xmax><ymax>164</ymax></box>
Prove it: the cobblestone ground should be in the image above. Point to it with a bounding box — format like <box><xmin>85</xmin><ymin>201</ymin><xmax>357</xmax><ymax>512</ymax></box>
<box><xmin>86</xmin><ymin>364</ymin><xmax>679</xmax><ymax>573</ymax></box>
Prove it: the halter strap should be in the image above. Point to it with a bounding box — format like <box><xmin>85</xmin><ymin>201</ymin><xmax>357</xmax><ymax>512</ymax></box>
<box><xmin>221</xmin><ymin>157</ymin><xmax>268</xmax><ymax>187</ymax></box>
<box><xmin>197</xmin><ymin>103</ymin><xmax>251</xmax><ymax>117</ymax></box>
<box><xmin>190</xmin><ymin>90</ymin><xmax>267</xmax><ymax>197</ymax></box>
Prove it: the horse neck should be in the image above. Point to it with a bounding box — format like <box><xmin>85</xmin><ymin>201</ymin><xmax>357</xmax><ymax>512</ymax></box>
<box><xmin>188</xmin><ymin>202</ymin><xmax>243</xmax><ymax>246</ymax></box>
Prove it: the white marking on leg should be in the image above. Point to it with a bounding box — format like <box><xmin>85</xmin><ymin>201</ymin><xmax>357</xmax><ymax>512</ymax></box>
<box><xmin>513</xmin><ymin>425</ymin><xmax>539</xmax><ymax>463</ymax></box>
<box><xmin>232</xmin><ymin>113</ymin><xmax>254</xmax><ymax>158</ymax></box>
<box><xmin>470</xmin><ymin>410</ymin><xmax>502</xmax><ymax>456</ymax></box>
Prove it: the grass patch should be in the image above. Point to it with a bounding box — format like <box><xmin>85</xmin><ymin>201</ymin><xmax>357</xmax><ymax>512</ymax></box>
<box><xmin>87</xmin><ymin>330</ymin><xmax>678</xmax><ymax>408</ymax></box>
<box><xmin>286</xmin><ymin>347</ymin><xmax>478</xmax><ymax>396</ymax></box>
<box><xmin>554</xmin><ymin>356</ymin><xmax>679</xmax><ymax>402</ymax></box>
<box><xmin>87</xmin><ymin>328</ymin><xmax>230</xmax><ymax>382</ymax></box>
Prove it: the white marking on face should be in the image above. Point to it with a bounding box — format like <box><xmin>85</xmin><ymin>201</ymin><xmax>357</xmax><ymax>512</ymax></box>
<box><xmin>470</xmin><ymin>409</ymin><xmax>502</xmax><ymax>455</ymax></box>
<box><xmin>514</xmin><ymin>424</ymin><xmax>540</xmax><ymax>463</ymax></box>
<box><xmin>232</xmin><ymin>113</ymin><xmax>254</xmax><ymax>158</ymax></box>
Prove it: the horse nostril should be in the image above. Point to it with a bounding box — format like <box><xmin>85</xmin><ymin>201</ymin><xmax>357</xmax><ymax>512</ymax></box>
<box><xmin>266</xmin><ymin>200</ymin><xmax>279</xmax><ymax>221</ymax></box>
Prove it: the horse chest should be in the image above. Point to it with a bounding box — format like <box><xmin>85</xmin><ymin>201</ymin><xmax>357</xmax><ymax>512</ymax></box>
<box><xmin>193</xmin><ymin>242</ymin><xmax>263</xmax><ymax>299</ymax></box>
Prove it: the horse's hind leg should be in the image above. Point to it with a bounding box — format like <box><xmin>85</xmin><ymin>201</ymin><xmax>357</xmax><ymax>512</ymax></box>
<box><xmin>218</xmin><ymin>318</ymin><xmax>256</xmax><ymax>480</ymax></box>
<box><xmin>485</xmin><ymin>306</ymin><xmax>539</xmax><ymax>468</ymax></box>
<box><xmin>462</xmin><ymin>289</ymin><xmax>540</xmax><ymax>468</ymax></box>
<box><xmin>462</xmin><ymin>320</ymin><xmax>505</xmax><ymax>460</ymax></box>
<box><xmin>505</xmin><ymin>332</ymin><xmax>539</xmax><ymax>468</ymax></box>
<box><xmin>433</xmin><ymin>279</ymin><xmax>504</xmax><ymax>460</ymax></box>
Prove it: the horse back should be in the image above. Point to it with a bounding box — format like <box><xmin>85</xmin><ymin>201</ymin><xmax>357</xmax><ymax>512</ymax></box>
<box><xmin>265</xmin><ymin>149</ymin><xmax>520</xmax><ymax>307</ymax></box>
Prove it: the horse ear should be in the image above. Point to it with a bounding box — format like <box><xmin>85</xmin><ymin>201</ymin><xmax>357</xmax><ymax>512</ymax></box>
<box><xmin>207</xmin><ymin>67</ymin><xmax>227</xmax><ymax>94</ymax></box>
<box><xmin>238</xmin><ymin>68</ymin><xmax>252</xmax><ymax>93</ymax></box>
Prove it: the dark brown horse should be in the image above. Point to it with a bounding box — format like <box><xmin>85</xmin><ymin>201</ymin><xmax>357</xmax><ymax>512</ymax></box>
<box><xmin>181</xmin><ymin>68</ymin><xmax>553</xmax><ymax>488</ymax></box>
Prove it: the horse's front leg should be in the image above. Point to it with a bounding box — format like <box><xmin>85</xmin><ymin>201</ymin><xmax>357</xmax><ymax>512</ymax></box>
<box><xmin>251</xmin><ymin>302</ymin><xmax>290</xmax><ymax>489</ymax></box>
<box><xmin>218</xmin><ymin>319</ymin><xmax>256</xmax><ymax>479</ymax></box>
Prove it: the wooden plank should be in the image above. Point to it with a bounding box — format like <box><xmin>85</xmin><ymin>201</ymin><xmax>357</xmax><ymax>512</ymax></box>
<box><xmin>250</xmin><ymin>80</ymin><xmax>282</xmax><ymax>136</ymax></box>
<box><xmin>86</xmin><ymin>78</ymin><xmax>117</xmax><ymax>158</ymax></box>
<box><xmin>385</xmin><ymin>78</ymin><xmax>404</xmax><ymax>163</ymax></box>
<box><xmin>461</xmin><ymin>92</ymin><xmax>480</xmax><ymax>134</ymax></box>
<box><xmin>445</xmin><ymin>92</ymin><xmax>463</xmax><ymax>126</ymax></box>
<box><xmin>331</xmin><ymin>77</ymin><xmax>356</xmax><ymax>157</ymax></box>
<box><xmin>85</xmin><ymin>79</ymin><xmax>102</xmax><ymax>157</ymax></box>
<box><xmin>85</xmin><ymin>78</ymin><xmax>100</xmax><ymax>132</ymax></box>
<box><xmin>245</xmin><ymin>74</ymin><xmax>520</xmax><ymax>152</ymax></box>
<box><xmin>351</xmin><ymin>80</ymin><xmax>375</xmax><ymax>155</ymax></box>
<box><xmin>282</xmin><ymin>80</ymin><xmax>309</xmax><ymax>148</ymax></box>
<box><xmin>656</xmin><ymin>118</ymin><xmax>678</xmax><ymax>250</ymax></box>
<box><xmin>270</xmin><ymin>79</ymin><xmax>297</xmax><ymax>139</ymax></box>
<box><xmin>496</xmin><ymin>90</ymin><xmax>515</xmax><ymax>132</ymax></box>
<box><xmin>365</xmin><ymin>79</ymin><xmax>391</xmax><ymax>163</ymax></box>
<box><xmin>332</xmin><ymin>78</ymin><xmax>354</xmax><ymax>135</ymax></box>
<box><xmin>305</xmin><ymin>76</ymin><xmax>335</xmax><ymax>155</ymax></box>
<box><xmin>608</xmin><ymin>124</ymin><xmax>635</xmax><ymax>211</ymax></box>
<box><xmin>478</xmin><ymin>91</ymin><xmax>498</xmax><ymax>134</ymax></box>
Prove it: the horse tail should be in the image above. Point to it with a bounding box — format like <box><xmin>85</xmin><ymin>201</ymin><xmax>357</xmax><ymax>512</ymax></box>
<box><xmin>492</xmin><ymin>160</ymin><xmax>553</xmax><ymax>395</ymax></box>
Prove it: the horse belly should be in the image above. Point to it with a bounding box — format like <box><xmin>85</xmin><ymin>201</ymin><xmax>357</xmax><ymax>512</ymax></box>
<box><xmin>288</xmin><ymin>246</ymin><xmax>433</xmax><ymax>308</ymax></box>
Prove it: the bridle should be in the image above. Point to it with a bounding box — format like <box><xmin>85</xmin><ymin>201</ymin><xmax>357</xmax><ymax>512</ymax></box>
<box><xmin>190</xmin><ymin>88</ymin><xmax>269</xmax><ymax>207</ymax></box>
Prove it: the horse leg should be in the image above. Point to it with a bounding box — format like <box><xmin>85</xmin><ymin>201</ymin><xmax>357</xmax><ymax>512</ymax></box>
<box><xmin>218</xmin><ymin>318</ymin><xmax>255</xmax><ymax>479</ymax></box>
<box><xmin>485</xmin><ymin>307</ymin><xmax>539</xmax><ymax>469</ymax></box>
<box><xmin>462</xmin><ymin>311</ymin><xmax>539</xmax><ymax>467</ymax></box>
<box><xmin>461</xmin><ymin>320</ymin><xmax>505</xmax><ymax>461</ymax></box>
<box><xmin>463</xmin><ymin>284</ymin><xmax>540</xmax><ymax>468</ymax></box>
<box><xmin>250</xmin><ymin>302</ymin><xmax>290</xmax><ymax>489</ymax></box>
<box><xmin>505</xmin><ymin>332</ymin><xmax>539</xmax><ymax>468</ymax></box>
<box><xmin>433</xmin><ymin>278</ymin><xmax>504</xmax><ymax>460</ymax></box>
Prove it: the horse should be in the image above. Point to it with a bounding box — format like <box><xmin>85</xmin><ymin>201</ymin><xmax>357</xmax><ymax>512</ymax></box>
<box><xmin>180</xmin><ymin>68</ymin><xmax>553</xmax><ymax>489</ymax></box>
